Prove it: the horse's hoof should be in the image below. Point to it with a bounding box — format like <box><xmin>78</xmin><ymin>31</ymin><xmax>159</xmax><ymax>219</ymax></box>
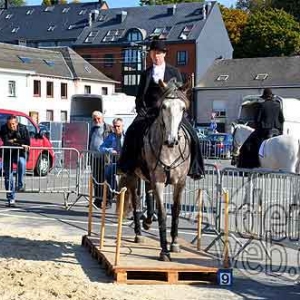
<box><xmin>159</xmin><ymin>251</ymin><xmax>171</xmax><ymax>262</ymax></box>
<box><xmin>134</xmin><ymin>235</ymin><xmax>144</xmax><ymax>243</ymax></box>
<box><xmin>170</xmin><ymin>243</ymin><xmax>181</xmax><ymax>253</ymax></box>
<box><xmin>142</xmin><ymin>220</ymin><xmax>152</xmax><ymax>230</ymax></box>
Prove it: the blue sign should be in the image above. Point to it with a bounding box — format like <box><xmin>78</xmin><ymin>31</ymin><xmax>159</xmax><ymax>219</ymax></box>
<box><xmin>217</xmin><ymin>268</ymin><xmax>233</xmax><ymax>286</ymax></box>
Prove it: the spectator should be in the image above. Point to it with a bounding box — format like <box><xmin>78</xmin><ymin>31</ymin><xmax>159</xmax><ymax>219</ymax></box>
<box><xmin>88</xmin><ymin>111</ymin><xmax>113</xmax><ymax>208</ymax></box>
<box><xmin>100</xmin><ymin>118</ymin><xmax>125</xmax><ymax>208</ymax></box>
<box><xmin>0</xmin><ymin>115</ymin><xmax>30</xmax><ymax>207</ymax></box>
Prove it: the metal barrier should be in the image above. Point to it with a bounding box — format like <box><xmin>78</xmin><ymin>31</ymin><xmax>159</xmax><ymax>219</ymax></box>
<box><xmin>0</xmin><ymin>146</ymin><xmax>80</xmax><ymax>206</ymax></box>
<box><xmin>220</xmin><ymin>167</ymin><xmax>300</xmax><ymax>259</ymax></box>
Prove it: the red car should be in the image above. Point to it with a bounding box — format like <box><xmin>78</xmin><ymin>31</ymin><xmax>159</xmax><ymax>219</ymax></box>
<box><xmin>0</xmin><ymin>109</ymin><xmax>55</xmax><ymax>176</ymax></box>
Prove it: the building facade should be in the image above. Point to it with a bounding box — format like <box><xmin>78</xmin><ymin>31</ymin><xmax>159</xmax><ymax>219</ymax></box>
<box><xmin>0</xmin><ymin>43</ymin><xmax>115</xmax><ymax>123</ymax></box>
<box><xmin>0</xmin><ymin>1</ymin><xmax>233</xmax><ymax>95</ymax></box>
<box><xmin>195</xmin><ymin>56</ymin><xmax>300</xmax><ymax>133</ymax></box>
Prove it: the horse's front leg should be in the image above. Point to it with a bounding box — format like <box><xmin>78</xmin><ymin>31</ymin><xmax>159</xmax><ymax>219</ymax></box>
<box><xmin>154</xmin><ymin>182</ymin><xmax>170</xmax><ymax>261</ymax></box>
<box><xmin>170</xmin><ymin>183</ymin><xmax>184</xmax><ymax>253</ymax></box>
<box><xmin>143</xmin><ymin>181</ymin><xmax>155</xmax><ymax>230</ymax></box>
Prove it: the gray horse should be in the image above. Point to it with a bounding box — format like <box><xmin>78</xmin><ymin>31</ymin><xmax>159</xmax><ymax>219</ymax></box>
<box><xmin>119</xmin><ymin>80</ymin><xmax>191</xmax><ymax>261</ymax></box>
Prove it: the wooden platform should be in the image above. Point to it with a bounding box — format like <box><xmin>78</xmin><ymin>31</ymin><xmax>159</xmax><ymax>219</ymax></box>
<box><xmin>82</xmin><ymin>235</ymin><xmax>222</xmax><ymax>284</ymax></box>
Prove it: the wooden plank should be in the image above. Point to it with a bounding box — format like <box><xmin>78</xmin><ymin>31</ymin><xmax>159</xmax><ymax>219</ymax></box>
<box><xmin>82</xmin><ymin>235</ymin><xmax>222</xmax><ymax>285</ymax></box>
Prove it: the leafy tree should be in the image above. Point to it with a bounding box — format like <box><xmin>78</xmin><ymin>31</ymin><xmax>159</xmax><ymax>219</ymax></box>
<box><xmin>220</xmin><ymin>6</ymin><xmax>248</xmax><ymax>49</ymax></box>
<box><xmin>236</xmin><ymin>0</ymin><xmax>273</xmax><ymax>11</ymax></box>
<box><xmin>272</xmin><ymin>0</ymin><xmax>300</xmax><ymax>21</ymax></box>
<box><xmin>235</xmin><ymin>8</ymin><xmax>300</xmax><ymax>57</ymax></box>
<box><xmin>41</xmin><ymin>0</ymin><xmax>52</xmax><ymax>5</ymax></box>
<box><xmin>0</xmin><ymin>0</ymin><xmax>25</xmax><ymax>7</ymax></box>
<box><xmin>140</xmin><ymin>0</ymin><xmax>204</xmax><ymax>5</ymax></box>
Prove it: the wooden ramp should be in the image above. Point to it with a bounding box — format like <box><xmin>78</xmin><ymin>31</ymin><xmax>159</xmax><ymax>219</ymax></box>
<box><xmin>82</xmin><ymin>235</ymin><xmax>221</xmax><ymax>284</ymax></box>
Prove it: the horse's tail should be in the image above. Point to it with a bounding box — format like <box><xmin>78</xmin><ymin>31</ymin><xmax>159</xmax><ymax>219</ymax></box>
<box><xmin>295</xmin><ymin>139</ymin><xmax>300</xmax><ymax>174</ymax></box>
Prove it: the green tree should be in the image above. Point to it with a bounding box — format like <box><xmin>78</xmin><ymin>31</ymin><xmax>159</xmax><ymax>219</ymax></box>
<box><xmin>140</xmin><ymin>0</ymin><xmax>204</xmax><ymax>5</ymax></box>
<box><xmin>0</xmin><ymin>0</ymin><xmax>25</xmax><ymax>7</ymax></box>
<box><xmin>236</xmin><ymin>0</ymin><xmax>273</xmax><ymax>11</ymax></box>
<box><xmin>220</xmin><ymin>6</ymin><xmax>248</xmax><ymax>49</ymax></box>
<box><xmin>272</xmin><ymin>0</ymin><xmax>300</xmax><ymax>21</ymax></box>
<box><xmin>41</xmin><ymin>0</ymin><xmax>52</xmax><ymax>5</ymax></box>
<box><xmin>235</xmin><ymin>8</ymin><xmax>300</xmax><ymax>57</ymax></box>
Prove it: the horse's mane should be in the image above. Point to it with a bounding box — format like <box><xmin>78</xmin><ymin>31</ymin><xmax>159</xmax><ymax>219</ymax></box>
<box><xmin>159</xmin><ymin>79</ymin><xmax>190</xmax><ymax>110</ymax></box>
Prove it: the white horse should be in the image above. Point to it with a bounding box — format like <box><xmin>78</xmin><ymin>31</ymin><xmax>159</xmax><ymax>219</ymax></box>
<box><xmin>231</xmin><ymin>123</ymin><xmax>300</xmax><ymax>173</ymax></box>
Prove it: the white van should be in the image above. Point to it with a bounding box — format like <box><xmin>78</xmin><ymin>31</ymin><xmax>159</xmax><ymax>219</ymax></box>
<box><xmin>70</xmin><ymin>93</ymin><xmax>136</xmax><ymax>131</ymax></box>
<box><xmin>238</xmin><ymin>95</ymin><xmax>300</xmax><ymax>137</ymax></box>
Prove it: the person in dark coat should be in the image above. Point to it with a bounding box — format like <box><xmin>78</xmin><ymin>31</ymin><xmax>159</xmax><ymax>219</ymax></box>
<box><xmin>237</xmin><ymin>88</ymin><xmax>284</xmax><ymax>168</ymax></box>
<box><xmin>255</xmin><ymin>88</ymin><xmax>284</xmax><ymax>139</ymax></box>
<box><xmin>1</xmin><ymin>115</ymin><xmax>30</xmax><ymax>207</ymax></box>
<box><xmin>118</xmin><ymin>39</ymin><xmax>204</xmax><ymax>179</ymax></box>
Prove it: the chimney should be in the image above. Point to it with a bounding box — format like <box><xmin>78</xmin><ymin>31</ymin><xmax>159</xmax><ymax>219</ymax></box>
<box><xmin>116</xmin><ymin>11</ymin><xmax>127</xmax><ymax>23</ymax></box>
<box><xmin>88</xmin><ymin>12</ymin><xmax>92</xmax><ymax>27</ymax></box>
<box><xmin>202</xmin><ymin>4</ymin><xmax>206</xmax><ymax>20</ymax></box>
<box><xmin>167</xmin><ymin>4</ymin><xmax>176</xmax><ymax>16</ymax></box>
<box><xmin>91</xmin><ymin>9</ymin><xmax>100</xmax><ymax>22</ymax></box>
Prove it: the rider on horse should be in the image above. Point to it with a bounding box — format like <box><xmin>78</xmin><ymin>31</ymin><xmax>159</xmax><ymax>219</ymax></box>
<box><xmin>118</xmin><ymin>39</ymin><xmax>204</xmax><ymax>179</ymax></box>
<box><xmin>237</xmin><ymin>88</ymin><xmax>285</xmax><ymax>168</ymax></box>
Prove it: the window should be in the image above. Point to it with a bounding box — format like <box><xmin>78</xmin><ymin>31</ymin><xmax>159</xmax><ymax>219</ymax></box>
<box><xmin>152</xmin><ymin>27</ymin><xmax>172</xmax><ymax>39</ymax></box>
<box><xmin>102</xmin><ymin>29</ymin><xmax>125</xmax><ymax>42</ymax></box>
<box><xmin>60</xmin><ymin>111</ymin><xmax>67</xmax><ymax>122</ymax></box>
<box><xmin>104</xmin><ymin>54</ymin><xmax>114</xmax><ymax>67</ymax></box>
<box><xmin>5</xmin><ymin>14</ymin><xmax>13</xmax><ymax>19</ymax></box>
<box><xmin>47</xmin><ymin>25</ymin><xmax>56</xmax><ymax>32</ymax></box>
<box><xmin>44</xmin><ymin>6</ymin><xmax>54</xmax><ymax>12</ymax></box>
<box><xmin>255</xmin><ymin>73</ymin><xmax>268</xmax><ymax>80</ymax></box>
<box><xmin>44</xmin><ymin>59</ymin><xmax>55</xmax><ymax>67</ymax></box>
<box><xmin>216</xmin><ymin>75</ymin><xmax>229</xmax><ymax>81</ymax></box>
<box><xmin>34</xmin><ymin>80</ymin><xmax>41</xmax><ymax>97</ymax></box>
<box><xmin>12</xmin><ymin>27</ymin><xmax>19</xmax><ymax>33</ymax></box>
<box><xmin>61</xmin><ymin>83</ymin><xmax>67</xmax><ymax>99</ymax></box>
<box><xmin>26</xmin><ymin>9</ymin><xmax>34</xmax><ymax>15</ymax></box>
<box><xmin>62</xmin><ymin>7</ymin><xmax>70</xmax><ymax>13</ymax></box>
<box><xmin>29</xmin><ymin>111</ymin><xmax>39</xmax><ymax>124</ymax></box>
<box><xmin>124</xmin><ymin>74</ymin><xmax>140</xmax><ymax>86</ymax></box>
<box><xmin>46</xmin><ymin>81</ymin><xmax>54</xmax><ymax>97</ymax></box>
<box><xmin>8</xmin><ymin>81</ymin><xmax>16</xmax><ymax>97</ymax></box>
<box><xmin>18</xmin><ymin>56</ymin><xmax>32</xmax><ymax>63</ymax></box>
<box><xmin>176</xmin><ymin>51</ymin><xmax>188</xmax><ymax>66</ymax></box>
<box><xmin>84</xmin><ymin>31</ymin><xmax>99</xmax><ymax>43</ymax></box>
<box><xmin>179</xmin><ymin>24</ymin><xmax>194</xmax><ymax>39</ymax></box>
<box><xmin>19</xmin><ymin>116</ymin><xmax>37</xmax><ymax>136</ymax></box>
<box><xmin>102</xmin><ymin>87</ymin><xmax>108</xmax><ymax>95</ymax></box>
<box><xmin>46</xmin><ymin>110</ymin><xmax>54</xmax><ymax>121</ymax></box>
<box><xmin>84</xmin><ymin>85</ymin><xmax>91</xmax><ymax>94</ymax></box>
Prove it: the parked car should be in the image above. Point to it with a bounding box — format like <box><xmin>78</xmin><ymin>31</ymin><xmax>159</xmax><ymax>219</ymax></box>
<box><xmin>202</xmin><ymin>133</ymin><xmax>233</xmax><ymax>159</ymax></box>
<box><xmin>0</xmin><ymin>109</ymin><xmax>55</xmax><ymax>176</ymax></box>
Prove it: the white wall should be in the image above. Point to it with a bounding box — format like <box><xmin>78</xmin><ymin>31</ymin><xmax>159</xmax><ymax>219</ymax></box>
<box><xmin>0</xmin><ymin>69</ymin><xmax>116</xmax><ymax>123</ymax></box>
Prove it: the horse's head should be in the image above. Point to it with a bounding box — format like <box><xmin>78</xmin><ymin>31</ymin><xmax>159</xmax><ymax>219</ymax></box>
<box><xmin>231</xmin><ymin>122</ymin><xmax>254</xmax><ymax>159</ymax></box>
<box><xmin>158</xmin><ymin>79</ymin><xmax>189</xmax><ymax>147</ymax></box>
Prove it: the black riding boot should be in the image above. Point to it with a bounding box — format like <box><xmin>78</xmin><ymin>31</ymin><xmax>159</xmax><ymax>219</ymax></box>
<box><xmin>182</xmin><ymin>119</ymin><xmax>205</xmax><ymax>179</ymax></box>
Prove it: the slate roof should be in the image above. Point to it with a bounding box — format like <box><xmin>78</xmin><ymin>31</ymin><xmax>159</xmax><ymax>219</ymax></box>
<box><xmin>196</xmin><ymin>56</ymin><xmax>300</xmax><ymax>89</ymax></box>
<box><xmin>0</xmin><ymin>1</ymin><xmax>216</xmax><ymax>46</ymax></box>
<box><xmin>0</xmin><ymin>42</ymin><xmax>115</xmax><ymax>82</ymax></box>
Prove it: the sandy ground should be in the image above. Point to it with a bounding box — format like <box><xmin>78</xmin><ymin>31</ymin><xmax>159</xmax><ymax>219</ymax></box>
<box><xmin>0</xmin><ymin>222</ymin><xmax>242</xmax><ymax>300</ymax></box>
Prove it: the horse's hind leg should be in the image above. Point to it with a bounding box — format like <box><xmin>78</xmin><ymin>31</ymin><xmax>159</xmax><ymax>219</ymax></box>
<box><xmin>130</xmin><ymin>177</ymin><xmax>144</xmax><ymax>243</ymax></box>
<box><xmin>170</xmin><ymin>184</ymin><xmax>184</xmax><ymax>253</ymax></box>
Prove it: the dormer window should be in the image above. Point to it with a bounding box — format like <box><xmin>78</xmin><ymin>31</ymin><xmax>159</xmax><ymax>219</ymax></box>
<box><xmin>62</xmin><ymin>7</ymin><xmax>70</xmax><ymax>13</ymax></box>
<box><xmin>26</xmin><ymin>9</ymin><xmax>34</xmax><ymax>15</ymax></box>
<box><xmin>44</xmin><ymin>6</ymin><xmax>55</xmax><ymax>12</ymax></box>
<box><xmin>12</xmin><ymin>27</ymin><xmax>20</xmax><ymax>33</ymax></box>
<box><xmin>179</xmin><ymin>24</ymin><xmax>194</xmax><ymax>39</ymax></box>
<box><xmin>79</xmin><ymin>9</ymin><xmax>87</xmax><ymax>15</ymax></box>
<box><xmin>47</xmin><ymin>25</ymin><xmax>56</xmax><ymax>32</ymax></box>
<box><xmin>102</xmin><ymin>29</ymin><xmax>125</xmax><ymax>42</ymax></box>
<box><xmin>84</xmin><ymin>31</ymin><xmax>99</xmax><ymax>43</ymax></box>
<box><xmin>152</xmin><ymin>27</ymin><xmax>172</xmax><ymax>39</ymax></box>
<box><xmin>216</xmin><ymin>75</ymin><xmax>229</xmax><ymax>81</ymax></box>
<box><xmin>255</xmin><ymin>73</ymin><xmax>268</xmax><ymax>80</ymax></box>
